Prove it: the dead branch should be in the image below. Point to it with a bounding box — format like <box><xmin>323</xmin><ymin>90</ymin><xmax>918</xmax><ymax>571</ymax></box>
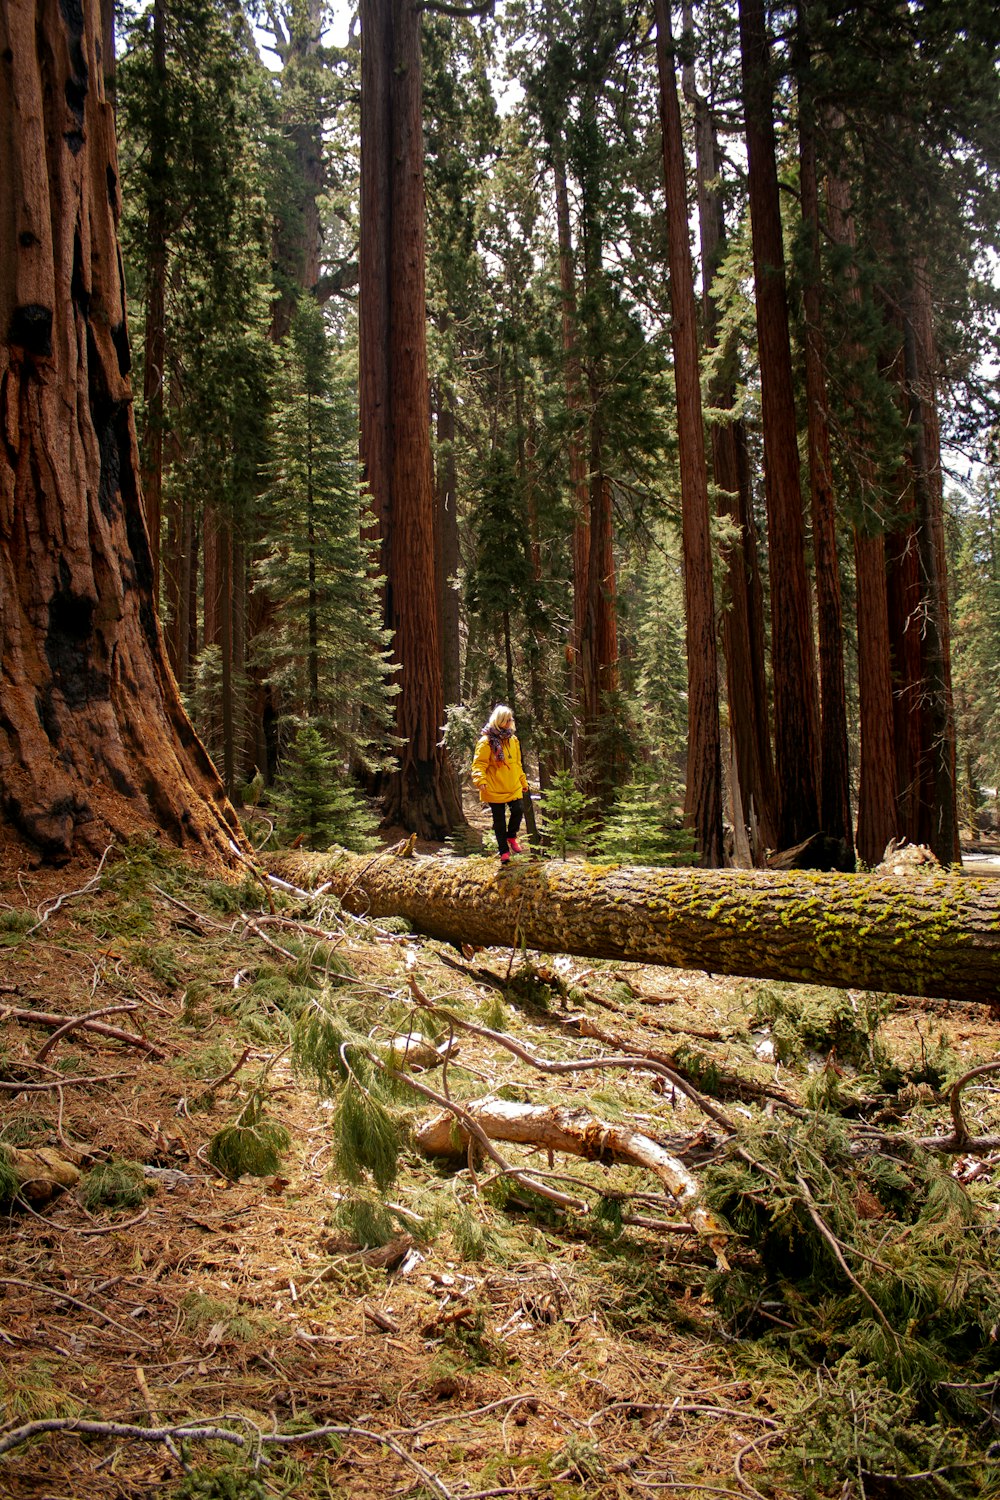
<box><xmin>0</xmin><ymin>1416</ymin><xmax>452</xmax><ymax>1498</ymax></box>
<box><xmin>26</xmin><ymin>844</ymin><xmax>113</xmax><ymax>934</ymax></box>
<box><xmin>0</xmin><ymin>1276</ymin><xmax>156</xmax><ymax>1347</ymax></box>
<box><xmin>405</xmin><ymin>974</ymin><xmax>738</xmax><ymax>1134</ymax></box>
<box><xmin>2</xmin><ymin>1006</ymin><xmax>165</xmax><ymax>1057</ymax></box>
<box><xmin>559</xmin><ymin>1013</ymin><xmax>801</xmax><ymax>1113</ymax></box>
<box><xmin>36</xmin><ymin>1003</ymin><xmax>142</xmax><ymax>1063</ymax></box>
<box><xmin>0</xmin><ymin>1071</ymin><xmax>133</xmax><ymax>1091</ymax></box>
<box><xmin>414</xmin><ymin>1097</ymin><xmax>727</xmax><ymax>1255</ymax></box>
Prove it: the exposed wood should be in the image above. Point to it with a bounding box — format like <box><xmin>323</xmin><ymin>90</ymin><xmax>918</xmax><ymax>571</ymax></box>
<box><xmin>414</xmin><ymin>1098</ymin><xmax>723</xmax><ymax>1246</ymax></box>
<box><xmin>0</xmin><ymin>0</ymin><xmax>242</xmax><ymax>862</ymax></box>
<box><xmin>271</xmin><ymin>849</ymin><xmax>1000</xmax><ymax>1005</ymax></box>
<box><xmin>4</xmin><ymin>1147</ymin><xmax>81</xmax><ymax>1205</ymax></box>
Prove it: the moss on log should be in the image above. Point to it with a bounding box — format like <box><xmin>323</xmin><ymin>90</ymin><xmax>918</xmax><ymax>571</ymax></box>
<box><xmin>268</xmin><ymin>850</ymin><xmax>1000</xmax><ymax>1005</ymax></box>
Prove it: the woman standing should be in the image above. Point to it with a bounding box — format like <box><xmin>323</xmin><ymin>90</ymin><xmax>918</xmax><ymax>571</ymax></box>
<box><xmin>471</xmin><ymin>705</ymin><xmax>530</xmax><ymax>864</ymax></box>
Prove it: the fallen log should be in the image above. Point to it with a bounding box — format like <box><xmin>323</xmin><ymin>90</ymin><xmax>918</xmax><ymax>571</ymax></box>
<box><xmin>268</xmin><ymin>850</ymin><xmax>1000</xmax><ymax>1006</ymax></box>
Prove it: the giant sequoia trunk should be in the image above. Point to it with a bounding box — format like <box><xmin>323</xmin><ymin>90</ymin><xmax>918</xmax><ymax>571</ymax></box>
<box><xmin>739</xmin><ymin>0</ymin><xmax>821</xmax><ymax>849</ymax></box>
<box><xmin>359</xmin><ymin>0</ymin><xmax>463</xmax><ymax>839</ymax></box>
<box><xmin>0</xmin><ymin>0</ymin><xmax>240</xmax><ymax>861</ymax></box>
<box><xmin>654</xmin><ymin>0</ymin><xmax>723</xmax><ymax>867</ymax></box>
<box><xmin>271</xmin><ymin>850</ymin><xmax>1000</xmax><ymax>1006</ymax></box>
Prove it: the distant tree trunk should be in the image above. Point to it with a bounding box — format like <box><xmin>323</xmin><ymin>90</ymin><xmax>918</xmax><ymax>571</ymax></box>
<box><xmin>434</xmin><ymin>369</ymin><xmax>461</xmax><ymax>711</ymax></box>
<box><xmin>654</xmin><ymin>0</ymin><xmax>723</xmax><ymax>867</ymax></box>
<box><xmin>825</xmin><ymin>161</ymin><xmax>897</xmax><ymax>866</ymax></box>
<box><xmin>359</xmin><ymin>0</ymin><xmax>463</xmax><ymax>837</ymax></box>
<box><xmin>551</xmin><ymin>142</ymin><xmax>591</xmax><ymax>775</ymax></box>
<box><xmin>796</xmin><ymin>32</ymin><xmax>853</xmax><ymax>864</ymax></box>
<box><xmin>269</xmin><ymin>0</ymin><xmax>325</xmax><ymax>342</ymax></box>
<box><xmin>139</xmin><ymin>0</ymin><xmax>167</xmax><ymax>595</ymax></box>
<box><xmin>681</xmin><ymin>0</ymin><xmax>775</xmax><ymax>855</ymax></box>
<box><xmin>738</xmin><ymin>0</ymin><xmax>821</xmax><ymax>849</ymax></box>
<box><xmin>901</xmin><ymin>273</ymin><xmax>960</xmax><ymax>863</ymax></box>
<box><xmin>0</xmin><ymin>0</ymin><xmax>241</xmax><ymax>861</ymax></box>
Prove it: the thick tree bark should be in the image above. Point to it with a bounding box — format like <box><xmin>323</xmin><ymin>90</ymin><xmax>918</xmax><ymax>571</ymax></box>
<box><xmin>139</xmin><ymin>0</ymin><xmax>167</xmax><ymax>596</ymax></box>
<box><xmin>738</xmin><ymin>0</ymin><xmax>821</xmax><ymax>849</ymax></box>
<box><xmin>796</xmin><ymin>38</ymin><xmax>853</xmax><ymax>865</ymax></box>
<box><xmin>824</xmin><ymin>153</ymin><xmax>898</xmax><ymax>867</ymax></box>
<box><xmin>654</xmin><ymin>0</ymin><xmax>723</xmax><ymax>867</ymax></box>
<box><xmin>551</xmin><ymin>142</ymin><xmax>591</xmax><ymax>773</ymax></box>
<box><xmin>680</xmin><ymin>4</ymin><xmax>775</xmax><ymax>857</ymax></box>
<box><xmin>359</xmin><ymin>0</ymin><xmax>463</xmax><ymax>838</ymax></box>
<box><xmin>271</xmin><ymin>850</ymin><xmax>1000</xmax><ymax>1005</ymax></box>
<box><xmin>0</xmin><ymin>0</ymin><xmax>241</xmax><ymax>862</ymax></box>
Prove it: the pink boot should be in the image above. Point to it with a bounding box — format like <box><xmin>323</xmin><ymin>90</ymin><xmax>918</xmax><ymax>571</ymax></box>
<box><xmin>508</xmin><ymin>837</ymin><xmax>523</xmax><ymax>854</ymax></box>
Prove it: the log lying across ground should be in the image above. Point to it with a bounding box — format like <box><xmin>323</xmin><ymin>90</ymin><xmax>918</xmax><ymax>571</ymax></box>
<box><xmin>268</xmin><ymin>851</ymin><xmax>1000</xmax><ymax>1006</ymax></box>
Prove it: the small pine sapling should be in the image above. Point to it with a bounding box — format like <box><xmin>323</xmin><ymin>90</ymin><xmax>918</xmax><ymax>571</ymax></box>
<box><xmin>594</xmin><ymin>777</ymin><xmax>696</xmax><ymax>867</ymax></box>
<box><xmin>272</xmin><ymin>721</ymin><xmax>379</xmax><ymax>852</ymax></box>
<box><xmin>539</xmin><ymin>770</ymin><xmax>597</xmax><ymax>859</ymax></box>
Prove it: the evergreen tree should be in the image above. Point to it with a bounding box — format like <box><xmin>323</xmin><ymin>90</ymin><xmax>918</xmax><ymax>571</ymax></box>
<box><xmin>272</xmin><ymin>722</ymin><xmax>380</xmax><ymax>851</ymax></box>
<box><xmin>256</xmin><ymin>300</ymin><xmax>395</xmax><ymax>773</ymax></box>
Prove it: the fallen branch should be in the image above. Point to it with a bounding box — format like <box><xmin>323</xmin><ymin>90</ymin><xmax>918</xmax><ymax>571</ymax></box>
<box><xmin>0</xmin><ymin>1276</ymin><xmax>156</xmax><ymax>1347</ymax></box>
<box><xmin>0</xmin><ymin>1415</ymin><xmax>451</xmax><ymax>1498</ymax></box>
<box><xmin>414</xmin><ymin>1097</ymin><xmax>727</xmax><ymax>1255</ymax></box>
<box><xmin>2</xmin><ymin>1006</ymin><xmax>165</xmax><ymax>1058</ymax></box>
<box><xmin>36</xmin><ymin>1003</ymin><xmax>142</xmax><ymax>1064</ymax></box>
<box><xmin>405</xmin><ymin>974</ymin><xmax>737</xmax><ymax>1133</ymax></box>
<box><xmin>26</xmin><ymin>845</ymin><xmax>113</xmax><ymax>934</ymax></box>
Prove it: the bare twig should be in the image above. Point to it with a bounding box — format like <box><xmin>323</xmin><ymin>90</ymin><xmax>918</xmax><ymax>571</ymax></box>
<box><xmin>0</xmin><ymin>1416</ymin><xmax>453</xmax><ymax>1497</ymax></box>
<box><xmin>406</xmin><ymin>974</ymin><xmax>738</xmax><ymax>1133</ymax></box>
<box><xmin>0</xmin><ymin>1277</ymin><xmax>156</xmax><ymax>1347</ymax></box>
<box><xmin>36</xmin><ymin>1003</ymin><xmax>141</xmax><ymax>1064</ymax></box>
<box><xmin>26</xmin><ymin>845</ymin><xmax>113</xmax><ymax>934</ymax></box>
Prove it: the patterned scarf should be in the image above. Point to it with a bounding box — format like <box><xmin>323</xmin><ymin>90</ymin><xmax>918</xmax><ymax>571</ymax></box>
<box><xmin>485</xmin><ymin>725</ymin><xmax>513</xmax><ymax>763</ymax></box>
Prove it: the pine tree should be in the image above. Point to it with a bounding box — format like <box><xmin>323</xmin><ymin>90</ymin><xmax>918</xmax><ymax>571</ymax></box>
<box><xmin>272</xmin><ymin>722</ymin><xmax>380</xmax><ymax>851</ymax></box>
<box><xmin>256</xmin><ymin>300</ymin><xmax>395</xmax><ymax>774</ymax></box>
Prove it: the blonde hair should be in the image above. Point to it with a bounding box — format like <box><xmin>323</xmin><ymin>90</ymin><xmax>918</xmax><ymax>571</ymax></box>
<box><xmin>486</xmin><ymin>704</ymin><xmax>515</xmax><ymax>732</ymax></box>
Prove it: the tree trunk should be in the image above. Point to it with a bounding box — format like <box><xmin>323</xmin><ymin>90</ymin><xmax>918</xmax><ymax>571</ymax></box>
<box><xmin>900</xmin><ymin>269</ymin><xmax>959</xmax><ymax>865</ymax></box>
<box><xmin>738</xmin><ymin>0</ymin><xmax>821</xmax><ymax>849</ymax></box>
<box><xmin>825</xmin><ymin>160</ymin><xmax>898</xmax><ymax>867</ymax></box>
<box><xmin>270</xmin><ymin>850</ymin><xmax>1000</xmax><ymax>1006</ymax></box>
<box><xmin>680</xmin><ymin>2</ymin><xmax>775</xmax><ymax>855</ymax></box>
<box><xmin>359</xmin><ymin>0</ymin><xmax>463</xmax><ymax>838</ymax></box>
<box><xmin>0</xmin><ymin>0</ymin><xmax>241</xmax><ymax>862</ymax></box>
<box><xmin>551</xmin><ymin>142</ymin><xmax>591</xmax><ymax>775</ymax></box>
<box><xmin>654</xmin><ymin>0</ymin><xmax>723</xmax><ymax>867</ymax></box>
<box><xmin>139</xmin><ymin>0</ymin><xmax>167</xmax><ymax>597</ymax></box>
<box><xmin>796</xmin><ymin>36</ymin><xmax>853</xmax><ymax>865</ymax></box>
<box><xmin>434</xmin><ymin>370</ymin><xmax>461</xmax><ymax>711</ymax></box>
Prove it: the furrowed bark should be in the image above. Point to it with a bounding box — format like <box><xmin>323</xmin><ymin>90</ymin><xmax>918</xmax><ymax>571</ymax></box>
<box><xmin>270</xmin><ymin>850</ymin><xmax>1000</xmax><ymax>1006</ymax></box>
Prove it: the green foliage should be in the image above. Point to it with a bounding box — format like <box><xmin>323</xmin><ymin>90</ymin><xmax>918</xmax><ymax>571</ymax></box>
<box><xmin>257</xmin><ymin>301</ymin><xmax>396</xmax><ymax>774</ymax></box>
<box><xmin>0</xmin><ymin>1112</ymin><xmax>51</xmax><ymax>1147</ymax></box>
<box><xmin>0</xmin><ymin>908</ymin><xmax>35</xmax><ymax>942</ymax></box>
<box><xmin>81</xmin><ymin>1160</ymin><xmax>151</xmax><ymax>1212</ymax></box>
<box><xmin>751</xmin><ymin>984</ymin><xmax>891</xmax><ymax>1073</ymax></box>
<box><xmin>593</xmin><ymin>776</ymin><xmax>696</xmax><ymax>867</ymax></box>
<box><xmin>206</xmin><ymin>1093</ymin><xmax>290</xmax><ymax>1180</ymax></box>
<box><xmin>539</xmin><ymin>770</ymin><xmax>597</xmax><ymax>859</ymax></box>
<box><xmin>172</xmin><ymin>1465</ymin><xmax>268</xmax><ymax>1500</ymax></box>
<box><xmin>0</xmin><ymin>1146</ymin><xmax>21</xmax><ymax>1208</ymax></box>
<box><xmin>176</xmin><ymin>1042</ymin><xmax>236</xmax><ymax>1082</ymax></box>
<box><xmin>328</xmin><ymin>1190</ymin><xmax>398</xmax><ymax>1249</ymax></box>
<box><xmin>271</xmin><ymin>721</ymin><xmax>380</xmax><ymax>853</ymax></box>
<box><xmin>293</xmin><ymin>1007</ymin><xmax>408</xmax><ymax>1190</ymax></box>
<box><xmin>702</xmin><ymin>1114</ymin><xmax>1000</xmax><ymax>1478</ymax></box>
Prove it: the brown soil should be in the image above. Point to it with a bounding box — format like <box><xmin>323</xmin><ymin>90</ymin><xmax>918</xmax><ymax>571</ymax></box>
<box><xmin>1</xmin><ymin>835</ymin><xmax>998</xmax><ymax>1500</ymax></box>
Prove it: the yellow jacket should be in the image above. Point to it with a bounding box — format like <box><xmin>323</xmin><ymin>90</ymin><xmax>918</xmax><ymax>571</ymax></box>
<box><xmin>471</xmin><ymin>733</ymin><xmax>529</xmax><ymax>804</ymax></box>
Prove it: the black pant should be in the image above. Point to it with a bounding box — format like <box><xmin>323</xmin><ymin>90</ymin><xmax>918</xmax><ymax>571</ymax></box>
<box><xmin>490</xmin><ymin>798</ymin><xmax>523</xmax><ymax>855</ymax></box>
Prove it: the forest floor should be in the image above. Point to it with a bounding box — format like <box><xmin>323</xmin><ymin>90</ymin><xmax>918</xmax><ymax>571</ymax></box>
<box><xmin>3</xmin><ymin>825</ymin><xmax>1000</xmax><ymax>1500</ymax></box>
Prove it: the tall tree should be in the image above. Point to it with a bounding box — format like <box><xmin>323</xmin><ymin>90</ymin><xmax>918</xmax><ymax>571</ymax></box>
<box><xmin>738</xmin><ymin>0</ymin><xmax>821</xmax><ymax>850</ymax></box>
<box><xmin>0</xmin><ymin>0</ymin><xmax>239</xmax><ymax>860</ymax></box>
<box><xmin>359</xmin><ymin>0</ymin><xmax>464</xmax><ymax>837</ymax></box>
<box><xmin>653</xmin><ymin>0</ymin><xmax>723</xmax><ymax>866</ymax></box>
